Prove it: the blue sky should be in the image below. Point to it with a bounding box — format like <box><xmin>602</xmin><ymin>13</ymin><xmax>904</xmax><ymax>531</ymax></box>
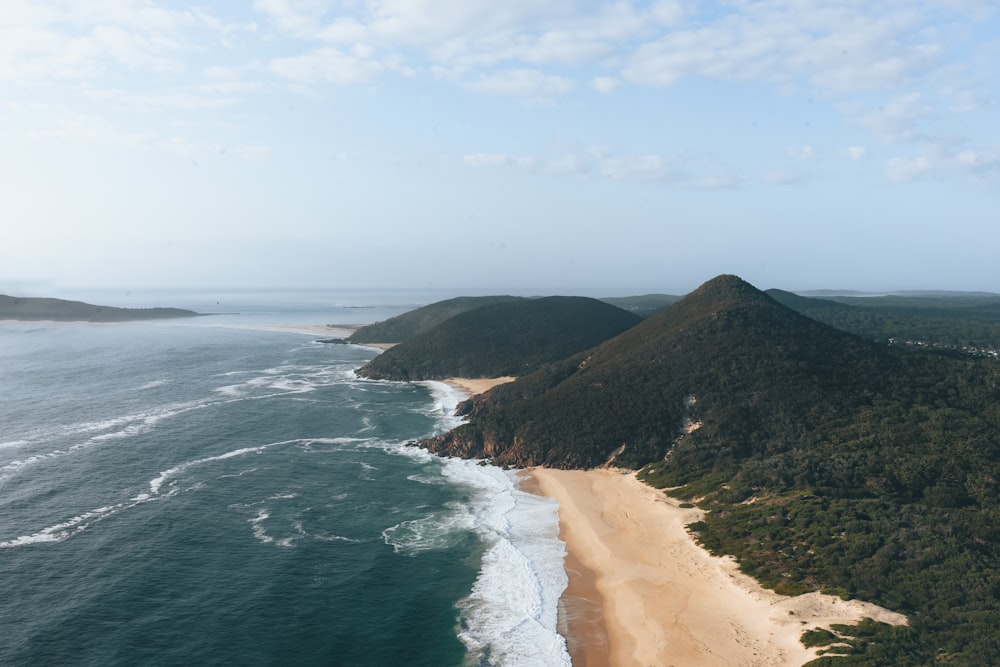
<box><xmin>2</xmin><ymin>1</ymin><xmax>998</xmax><ymax>294</ymax></box>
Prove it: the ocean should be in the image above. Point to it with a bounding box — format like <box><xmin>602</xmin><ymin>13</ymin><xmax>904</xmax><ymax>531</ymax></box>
<box><xmin>0</xmin><ymin>290</ymin><xmax>571</xmax><ymax>666</ymax></box>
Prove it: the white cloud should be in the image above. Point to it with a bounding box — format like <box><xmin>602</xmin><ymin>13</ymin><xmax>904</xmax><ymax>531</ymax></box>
<box><xmin>688</xmin><ymin>173</ymin><xmax>738</xmax><ymax>190</ymax></box>
<box><xmin>954</xmin><ymin>148</ymin><xmax>998</xmax><ymax>169</ymax></box>
<box><xmin>592</xmin><ymin>76</ymin><xmax>619</xmax><ymax>93</ymax></box>
<box><xmin>253</xmin><ymin>0</ymin><xmax>328</xmax><ymax>38</ymax></box>
<box><xmin>952</xmin><ymin>147</ymin><xmax>1000</xmax><ymax>185</ymax></box>
<box><xmin>846</xmin><ymin>146</ymin><xmax>868</xmax><ymax>161</ymax></box>
<box><xmin>599</xmin><ymin>155</ymin><xmax>675</xmax><ymax>182</ymax></box>
<box><xmin>623</xmin><ymin>3</ymin><xmax>945</xmax><ymax>92</ymax></box>
<box><xmin>788</xmin><ymin>145</ymin><xmax>816</xmax><ymax>161</ymax></box>
<box><xmin>462</xmin><ymin>152</ymin><xmax>536</xmax><ymax>169</ymax></box>
<box><xmin>269</xmin><ymin>47</ymin><xmax>386</xmax><ymax>84</ymax></box>
<box><xmin>650</xmin><ymin>0</ymin><xmax>684</xmax><ymax>26</ymax></box>
<box><xmin>885</xmin><ymin>155</ymin><xmax>933</xmax><ymax>182</ymax></box>
<box><xmin>84</xmin><ymin>88</ymin><xmax>245</xmax><ymax>112</ymax></box>
<box><xmin>0</xmin><ymin>2</ymin><xmax>247</xmax><ymax>83</ymax></box>
<box><xmin>860</xmin><ymin>92</ymin><xmax>931</xmax><ymax>141</ymax></box>
<box><xmin>467</xmin><ymin>68</ymin><xmax>574</xmax><ymax>97</ymax></box>
<box><xmin>462</xmin><ymin>147</ymin><xmax>738</xmax><ymax>187</ymax></box>
<box><xmin>762</xmin><ymin>170</ymin><xmax>803</xmax><ymax>186</ymax></box>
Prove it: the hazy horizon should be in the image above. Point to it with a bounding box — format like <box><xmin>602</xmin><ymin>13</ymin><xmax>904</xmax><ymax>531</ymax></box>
<box><xmin>3</xmin><ymin>281</ymin><xmax>998</xmax><ymax>311</ymax></box>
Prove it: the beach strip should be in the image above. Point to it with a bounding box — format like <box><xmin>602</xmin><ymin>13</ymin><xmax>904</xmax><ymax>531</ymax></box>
<box><xmin>443</xmin><ymin>377</ymin><xmax>516</xmax><ymax>396</ymax></box>
<box><xmin>528</xmin><ymin>468</ymin><xmax>907</xmax><ymax>667</ymax></box>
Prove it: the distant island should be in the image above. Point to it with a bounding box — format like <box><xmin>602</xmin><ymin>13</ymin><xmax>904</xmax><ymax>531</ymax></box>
<box><xmin>0</xmin><ymin>295</ymin><xmax>200</xmax><ymax>322</ymax></box>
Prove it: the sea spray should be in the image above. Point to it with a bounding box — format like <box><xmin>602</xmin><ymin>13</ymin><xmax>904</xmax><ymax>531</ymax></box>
<box><xmin>413</xmin><ymin>380</ymin><xmax>572</xmax><ymax>665</ymax></box>
<box><xmin>438</xmin><ymin>460</ymin><xmax>572</xmax><ymax>667</ymax></box>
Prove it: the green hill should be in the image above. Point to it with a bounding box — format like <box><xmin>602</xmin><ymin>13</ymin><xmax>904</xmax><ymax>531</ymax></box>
<box><xmin>346</xmin><ymin>295</ymin><xmax>523</xmax><ymax>344</ymax></box>
<box><xmin>768</xmin><ymin>289</ymin><xmax>1000</xmax><ymax>353</ymax></box>
<box><xmin>0</xmin><ymin>295</ymin><xmax>199</xmax><ymax>322</ymax></box>
<box><xmin>356</xmin><ymin>296</ymin><xmax>641</xmax><ymax>380</ymax></box>
<box><xmin>427</xmin><ymin>275</ymin><xmax>894</xmax><ymax>468</ymax></box>
<box><xmin>423</xmin><ymin>275</ymin><xmax>1000</xmax><ymax>664</ymax></box>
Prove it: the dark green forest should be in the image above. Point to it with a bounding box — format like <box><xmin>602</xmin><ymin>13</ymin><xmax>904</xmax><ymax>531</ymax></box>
<box><xmin>419</xmin><ymin>276</ymin><xmax>1000</xmax><ymax>664</ymax></box>
<box><xmin>769</xmin><ymin>289</ymin><xmax>1000</xmax><ymax>355</ymax></box>
<box><xmin>356</xmin><ymin>296</ymin><xmax>641</xmax><ymax>380</ymax></box>
<box><xmin>347</xmin><ymin>295</ymin><xmax>523</xmax><ymax>343</ymax></box>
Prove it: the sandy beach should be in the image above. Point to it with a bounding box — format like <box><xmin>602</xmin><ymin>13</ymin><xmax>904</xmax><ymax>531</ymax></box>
<box><xmin>228</xmin><ymin>323</ymin><xmax>357</xmax><ymax>337</ymax></box>
<box><xmin>529</xmin><ymin>468</ymin><xmax>907</xmax><ymax>667</ymax></box>
<box><xmin>443</xmin><ymin>376</ymin><xmax>516</xmax><ymax>396</ymax></box>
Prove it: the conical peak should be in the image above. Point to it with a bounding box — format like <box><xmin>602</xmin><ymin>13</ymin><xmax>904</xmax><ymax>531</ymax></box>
<box><xmin>678</xmin><ymin>274</ymin><xmax>773</xmax><ymax>310</ymax></box>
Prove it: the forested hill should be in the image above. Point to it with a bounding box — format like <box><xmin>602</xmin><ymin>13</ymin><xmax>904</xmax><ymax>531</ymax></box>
<box><xmin>423</xmin><ymin>274</ymin><xmax>1000</xmax><ymax>664</ymax></box>
<box><xmin>355</xmin><ymin>296</ymin><xmax>641</xmax><ymax>381</ymax></box>
<box><xmin>346</xmin><ymin>295</ymin><xmax>523</xmax><ymax>344</ymax></box>
<box><xmin>424</xmin><ymin>274</ymin><xmax>896</xmax><ymax>468</ymax></box>
<box><xmin>768</xmin><ymin>288</ymin><xmax>1000</xmax><ymax>354</ymax></box>
<box><xmin>0</xmin><ymin>295</ymin><xmax>199</xmax><ymax>322</ymax></box>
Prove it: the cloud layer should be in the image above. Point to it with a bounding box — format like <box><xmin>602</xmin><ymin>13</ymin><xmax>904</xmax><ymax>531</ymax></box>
<box><xmin>1</xmin><ymin>1</ymin><xmax>997</xmax><ymax>185</ymax></box>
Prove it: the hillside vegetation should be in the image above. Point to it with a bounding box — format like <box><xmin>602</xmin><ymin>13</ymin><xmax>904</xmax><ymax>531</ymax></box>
<box><xmin>347</xmin><ymin>295</ymin><xmax>523</xmax><ymax>344</ymax></box>
<box><xmin>422</xmin><ymin>275</ymin><xmax>1000</xmax><ymax>664</ymax></box>
<box><xmin>356</xmin><ymin>296</ymin><xmax>641</xmax><ymax>380</ymax></box>
<box><xmin>769</xmin><ymin>289</ymin><xmax>1000</xmax><ymax>354</ymax></box>
<box><xmin>0</xmin><ymin>295</ymin><xmax>199</xmax><ymax>322</ymax></box>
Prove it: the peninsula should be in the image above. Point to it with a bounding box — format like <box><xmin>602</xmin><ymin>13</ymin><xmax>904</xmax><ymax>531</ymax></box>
<box><xmin>0</xmin><ymin>294</ymin><xmax>200</xmax><ymax>322</ymax></box>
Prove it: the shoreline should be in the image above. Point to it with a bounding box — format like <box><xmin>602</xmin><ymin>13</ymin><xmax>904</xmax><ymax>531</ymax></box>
<box><xmin>518</xmin><ymin>472</ymin><xmax>610</xmax><ymax>667</ymax></box>
<box><xmin>222</xmin><ymin>323</ymin><xmax>358</xmax><ymax>337</ymax></box>
<box><xmin>528</xmin><ymin>467</ymin><xmax>907</xmax><ymax>666</ymax></box>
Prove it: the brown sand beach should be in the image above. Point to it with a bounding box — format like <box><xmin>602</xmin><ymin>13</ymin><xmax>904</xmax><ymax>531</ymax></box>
<box><xmin>443</xmin><ymin>376</ymin><xmax>516</xmax><ymax>396</ymax></box>
<box><xmin>528</xmin><ymin>468</ymin><xmax>908</xmax><ymax>667</ymax></box>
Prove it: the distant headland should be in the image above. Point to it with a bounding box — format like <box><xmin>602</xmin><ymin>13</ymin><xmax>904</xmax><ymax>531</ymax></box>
<box><xmin>0</xmin><ymin>294</ymin><xmax>201</xmax><ymax>322</ymax></box>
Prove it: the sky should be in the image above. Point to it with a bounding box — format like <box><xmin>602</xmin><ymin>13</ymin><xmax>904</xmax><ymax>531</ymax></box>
<box><xmin>1</xmin><ymin>0</ymin><xmax>998</xmax><ymax>295</ymax></box>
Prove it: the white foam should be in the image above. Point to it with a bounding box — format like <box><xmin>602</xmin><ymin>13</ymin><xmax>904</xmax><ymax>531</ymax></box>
<box><xmin>382</xmin><ymin>502</ymin><xmax>476</xmax><ymax>554</ymax></box>
<box><xmin>249</xmin><ymin>508</ymin><xmax>274</xmax><ymax>544</ymax></box>
<box><xmin>246</xmin><ymin>495</ymin><xmax>310</xmax><ymax>548</ymax></box>
<box><xmin>148</xmin><ymin>443</ymin><xmax>282</xmax><ymax>495</ymax></box>
<box><xmin>139</xmin><ymin>379</ymin><xmax>169</xmax><ymax>390</ymax></box>
<box><xmin>377</xmin><ymin>378</ymin><xmax>572</xmax><ymax>665</ymax></box>
<box><xmin>417</xmin><ymin>381</ymin><xmax>469</xmax><ymax>431</ymax></box>
<box><xmin>0</xmin><ymin>439</ymin><xmax>29</xmax><ymax>450</ymax></box>
<box><xmin>0</xmin><ymin>498</ymin><xmax>151</xmax><ymax>549</ymax></box>
<box><xmin>427</xmin><ymin>458</ymin><xmax>571</xmax><ymax>667</ymax></box>
<box><xmin>1</xmin><ymin>440</ymin><xmax>307</xmax><ymax>549</ymax></box>
<box><xmin>314</xmin><ymin>533</ymin><xmax>362</xmax><ymax>543</ymax></box>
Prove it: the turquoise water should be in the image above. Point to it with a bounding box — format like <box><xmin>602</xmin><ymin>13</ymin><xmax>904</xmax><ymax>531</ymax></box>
<box><xmin>0</xmin><ymin>296</ymin><xmax>570</xmax><ymax>666</ymax></box>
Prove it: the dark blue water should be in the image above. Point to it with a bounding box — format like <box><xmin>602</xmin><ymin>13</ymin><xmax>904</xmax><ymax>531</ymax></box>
<box><xmin>0</xmin><ymin>295</ymin><xmax>569</xmax><ymax>666</ymax></box>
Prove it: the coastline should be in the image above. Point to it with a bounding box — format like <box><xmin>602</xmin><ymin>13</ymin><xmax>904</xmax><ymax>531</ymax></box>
<box><xmin>225</xmin><ymin>324</ymin><xmax>357</xmax><ymax>337</ymax></box>
<box><xmin>518</xmin><ymin>473</ymin><xmax>610</xmax><ymax>667</ymax></box>
<box><xmin>528</xmin><ymin>468</ymin><xmax>908</xmax><ymax>667</ymax></box>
